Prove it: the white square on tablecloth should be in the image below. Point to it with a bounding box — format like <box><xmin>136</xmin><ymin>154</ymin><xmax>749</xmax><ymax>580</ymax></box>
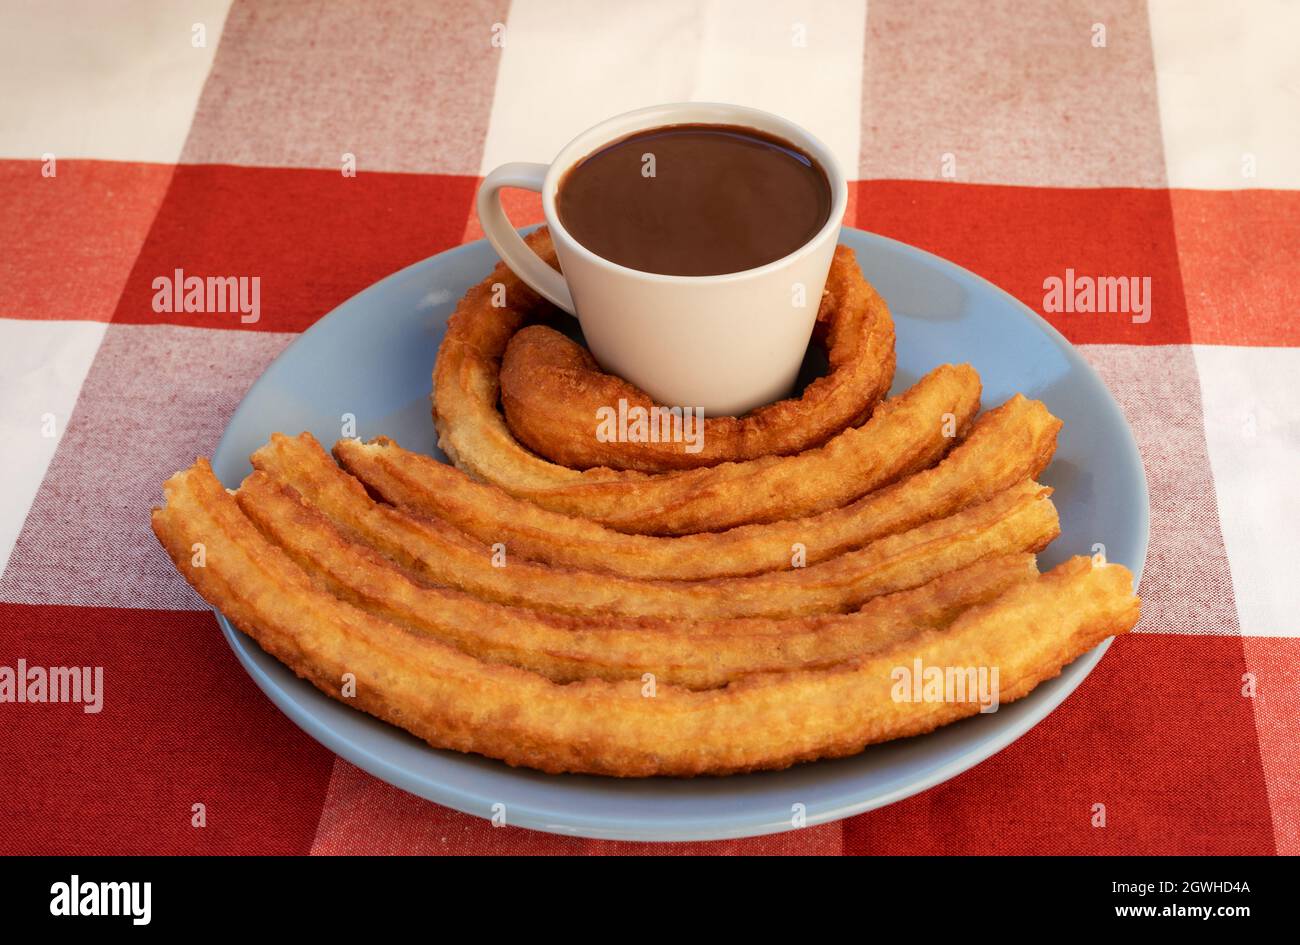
<box><xmin>1194</xmin><ymin>344</ymin><xmax>1300</xmax><ymax>637</ymax></box>
<box><xmin>0</xmin><ymin>0</ymin><xmax>231</xmax><ymax>163</ymax></box>
<box><xmin>0</xmin><ymin>317</ymin><xmax>107</xmax><ymax>577</ymax></box>
<box><xmin>479</xmin><ymin>0</ymin><xmax>867</xmax><ymax>180</ymax></box>
<box><xmin>1149</xmin><ymin>0</ymin><xmax>1300</xmax><ymax>190</ymax></box>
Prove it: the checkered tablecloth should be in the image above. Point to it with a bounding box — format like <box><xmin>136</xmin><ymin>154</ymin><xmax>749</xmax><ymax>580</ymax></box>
<box><xmin>2</xmin><ymin>0</ymin><xmax>1295</xmax><ymax>855</ymax></box>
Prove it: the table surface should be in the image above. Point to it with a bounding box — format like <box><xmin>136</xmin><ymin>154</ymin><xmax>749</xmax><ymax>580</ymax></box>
<box><xmin>1</xmin><ymin>0</ymin><xmax>1296</xmax><ymax>855</ymax></box>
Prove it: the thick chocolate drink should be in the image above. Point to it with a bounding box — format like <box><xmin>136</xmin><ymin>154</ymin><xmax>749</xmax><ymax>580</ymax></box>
<box><xmin>557</xmin><ymin>123</ymin><xmax>831</xmax><ymax>277</ymax></box>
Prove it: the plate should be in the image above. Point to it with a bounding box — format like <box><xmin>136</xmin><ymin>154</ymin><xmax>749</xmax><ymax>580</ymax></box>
<box><xmin>210</xmin><ymin>226</ymin><xmax>1149</xmax><ymax>842</ymax></box>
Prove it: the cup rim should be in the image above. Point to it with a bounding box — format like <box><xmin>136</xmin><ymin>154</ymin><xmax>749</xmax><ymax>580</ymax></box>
<box><xmin>541</xmin><ymin>102</ymin><xmax>848</xmax><ymax>284</ymax></box>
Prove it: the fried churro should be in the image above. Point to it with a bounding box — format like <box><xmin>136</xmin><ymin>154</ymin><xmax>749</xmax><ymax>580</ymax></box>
<box><xmin>336</xmin><ymin>393</ymin><xmax>1059</xmax><ymax>580</ymax></box>
<box><xmin>152</xmin><ymin>460</ymin><xmax>1139</xmax><ymax>776</ymax></box>
<box><xmin>498</xmin><ymin>242</ymin><xmax>896</xmax><ymax>471</ymax></box>
<box><xmin>252</xmin><ymin>433</ymin><xmax>1059</xmax><ymax>619</ymax></box>
<box><xmin>237</xmin><ymin>467</ymin><xmax>1038</xmax><ymax>688</ymax></box>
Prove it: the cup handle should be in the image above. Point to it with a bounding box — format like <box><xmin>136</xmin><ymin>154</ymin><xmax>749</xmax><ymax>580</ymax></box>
<box><xmin>476</xmin><ymin>162</ymin><xmax>575</xmax><ymax>315</ymax></box>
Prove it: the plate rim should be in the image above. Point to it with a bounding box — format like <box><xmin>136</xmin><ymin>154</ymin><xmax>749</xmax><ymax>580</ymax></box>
<box><xmin>211</xmin><ymin>225</ymin><xmax>1150</xmax><ymax>843</ymax></box>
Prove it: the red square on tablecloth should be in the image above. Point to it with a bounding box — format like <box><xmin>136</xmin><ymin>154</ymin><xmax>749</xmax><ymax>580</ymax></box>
<box><xmin>0</xmin><ymin>603</ymin><xmax>334</xmax><ymax>854</ymax></box>
<box><xmin>109</xmin><ymin>165</ymin><xmax>476</xmax><ymax>334</ymax></box>
<box><xmin>857</xmin><ymin>181</ymin><xmax>1189</xmax><ymax>346</ymax></box>
<box><xmin>0</xmin><ymin>160</ymin><xmax>172</xmax><ymax>322</ymax></box>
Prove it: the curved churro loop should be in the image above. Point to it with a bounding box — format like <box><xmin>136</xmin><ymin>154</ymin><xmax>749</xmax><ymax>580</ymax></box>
<box><xmin>510</xmin><ymin>363</ymin><xmax>980</xmax><ymax>534</ymax></box>
<box><xmin>151</xmin><ymin>460</ymin><xmax>1139</xmax><ymax>777</ymax></box>
<box><xmin>451</xmin><ymin>357</ymin><xmax>976</xmax><ymax>537</ymax></box>
<box><xmin>434</xmin><ymin>228</ymin><xmax>934</xmax><ymax>534</ymax></box>
<box><xmin>498</xmin><ymin>243</ymin><xmax>896</xmax><ymax>472</ymax></box>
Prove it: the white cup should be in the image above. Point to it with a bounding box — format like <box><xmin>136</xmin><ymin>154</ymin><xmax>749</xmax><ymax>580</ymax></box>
<box><xmin>477</xmin><ymin>102</ymin><xmax>847</xmax><ymax>417</ymax></box>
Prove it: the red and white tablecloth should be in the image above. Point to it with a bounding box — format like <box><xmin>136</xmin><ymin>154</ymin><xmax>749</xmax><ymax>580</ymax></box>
<box><xmin>1</xmin><ymin>0</ymin><xmax>1296</xmax><ymax>854</ymax></box>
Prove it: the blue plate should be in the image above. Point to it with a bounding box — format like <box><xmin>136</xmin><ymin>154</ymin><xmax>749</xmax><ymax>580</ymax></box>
<box><xmin>211</xmin><ymin>226</ymin><xmax>1149</xmax><ymax>842</ymax></box>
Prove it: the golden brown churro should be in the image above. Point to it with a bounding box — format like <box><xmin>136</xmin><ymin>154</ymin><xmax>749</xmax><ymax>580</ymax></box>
<box><xmin>251</xmin><ymin>432</ymin><xmax>1058</xmax><ymax>619</ymax></box>
<box><xmin>150</xmin><ymin>241</ymin><xmax>1139</xmax><ymax>779</ymax></box>
<box><xmin>498</xmin><ymin>243</ymin><xmax>896</xmax><ymax>471</ymax></box>
<box><xmin>442</xmin><ymin>360</ymin><xmax>980</xmax><ymax>535</ymax></box>
<box><xmin>237</xmin><ymin>466</ymin><xmax>1039</xmax><ymax>688</ymax></box>
<box><xmin>335</xmin><ymin>393</ymin><xmax>1059</xmax><ymax>580</ymax></box>
<box><xmin>432</xmin><ymin>231</ymin><xmax>988</xmax><ymax>535</ymax></box>
<box><xmin>152</xmin><ymin>460</ymin><xmax>1139</xmax><ymax>776</ymax></box>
